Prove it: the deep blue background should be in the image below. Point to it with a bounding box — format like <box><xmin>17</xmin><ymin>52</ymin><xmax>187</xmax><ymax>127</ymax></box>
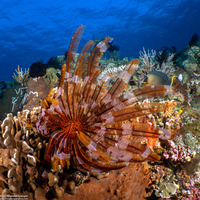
<box><xmin>0</xmin><ymin>0</ymin><xmax>200</xmax><ymax>81</ymax></box>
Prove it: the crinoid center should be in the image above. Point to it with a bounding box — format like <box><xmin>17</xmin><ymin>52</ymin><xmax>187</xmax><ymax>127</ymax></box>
<box><xmin>62</xmin><ymin>119</ymin><xmax>84</xmax><ymax>134</ymax></box>
<box><xmin>43</xmin><ymin>118</ymin><xmax>85</xmax><ymax>165</ymax></box>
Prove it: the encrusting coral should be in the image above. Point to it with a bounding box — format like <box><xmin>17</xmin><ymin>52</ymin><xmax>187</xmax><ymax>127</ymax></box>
<box><xmin>36</xmin><ymin>25</ymin><xmax>178</xmax><ymax>173</ymax></box>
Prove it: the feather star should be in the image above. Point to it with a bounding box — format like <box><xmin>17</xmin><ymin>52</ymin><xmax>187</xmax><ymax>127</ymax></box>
<box><xmin>36</xmin><ymin>25</ymin><xmax>177</xmax><ymax>173</ymax></box>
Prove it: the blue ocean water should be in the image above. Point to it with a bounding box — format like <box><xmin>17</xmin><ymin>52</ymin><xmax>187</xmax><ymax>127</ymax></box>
<box><xmin>0</xmin><ymin>0</ymin><xmax>200</xmax><ymax>81</ymax></box>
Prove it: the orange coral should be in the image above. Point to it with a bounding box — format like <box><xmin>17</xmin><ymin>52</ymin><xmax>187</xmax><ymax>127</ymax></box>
<box><xmin>36</xmin><ymin>25</ymin><xmax>177</xmax><ymax>172</ymax></box>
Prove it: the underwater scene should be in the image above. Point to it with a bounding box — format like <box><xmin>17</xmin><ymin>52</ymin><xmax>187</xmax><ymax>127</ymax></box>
<box><xmin>0</xmin><ymin>0</ymin><xmax>200</xmax><ymax>200</ymax></box>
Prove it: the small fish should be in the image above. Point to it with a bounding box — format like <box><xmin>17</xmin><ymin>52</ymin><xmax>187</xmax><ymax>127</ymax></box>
<box><xmin>143</xmin><ymin>71</ymin><xmax>178</xmax><ymax>86</ymax></box>
<box><xmin>11</xmin><ymin>80</ymin><xmax>17</xmax><ymax>85</ymax></box>
<box><xmin>178</xmin><ymin>107</ymin><xmax>184</xmax><ymax>114</ymax></box>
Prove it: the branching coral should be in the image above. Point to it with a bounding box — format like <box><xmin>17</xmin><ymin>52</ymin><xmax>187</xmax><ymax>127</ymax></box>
<box><xmin>163</xmin><ymin>140</ymin><xmax>196</xmax><ymax>165</ymax></box>
<box><xmin>12</xmin><ymin>65</ymin><xmax>30</xmax><ymax>86</ymax></box>
<box><xmin>139</xmin><ymin>47</ymin><xmax>157</xmax><ymax>76</ymax></box>
<box><xmin>36</xmin><ymin>25</ymin><xmax>178</xmax><ymax>173</ymax></box>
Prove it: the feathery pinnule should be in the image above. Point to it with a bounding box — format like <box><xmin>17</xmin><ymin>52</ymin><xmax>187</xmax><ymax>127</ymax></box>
<box><xmin>37</xmin><ymin>26</ymin><xmax>178</xmax><ymax>172</ymax></box>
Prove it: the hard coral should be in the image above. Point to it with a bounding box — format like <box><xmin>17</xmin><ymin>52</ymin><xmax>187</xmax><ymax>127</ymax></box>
<box><xmin>0</xmin><ymin>111</ymin><xmax>38</xmax><ymax>196</ymax></box>
<box><xmin>163</xmin><ymin>140</ymin><xmax>196</xmax><ymax>166</ymax></box>
<box><xmin>36</xmin><ymin>25</ymin><xmax>178</xmax><ymax>173</ymax></box>
<box><xmin>12</xmin><ymin>65</ymin><xmax>29</xmax><ymax>86</ymax></box>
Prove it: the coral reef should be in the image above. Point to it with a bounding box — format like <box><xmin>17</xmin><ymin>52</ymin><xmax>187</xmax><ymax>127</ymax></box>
<box><xmin>0</xmin><ymin>26</ymin><xmax>183</xmax><ymax>200</ymax></box>
<box><xmin>3</xmin><ymin>26</ymin><xmax>200</xmax><ymax>200</ymax></box>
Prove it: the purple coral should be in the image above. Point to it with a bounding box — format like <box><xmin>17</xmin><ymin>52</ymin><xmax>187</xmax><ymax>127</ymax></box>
<box><xmin>163</xmin><ymin>140</ymin><xmax>195</xmax><ymax>164</ymax></box>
